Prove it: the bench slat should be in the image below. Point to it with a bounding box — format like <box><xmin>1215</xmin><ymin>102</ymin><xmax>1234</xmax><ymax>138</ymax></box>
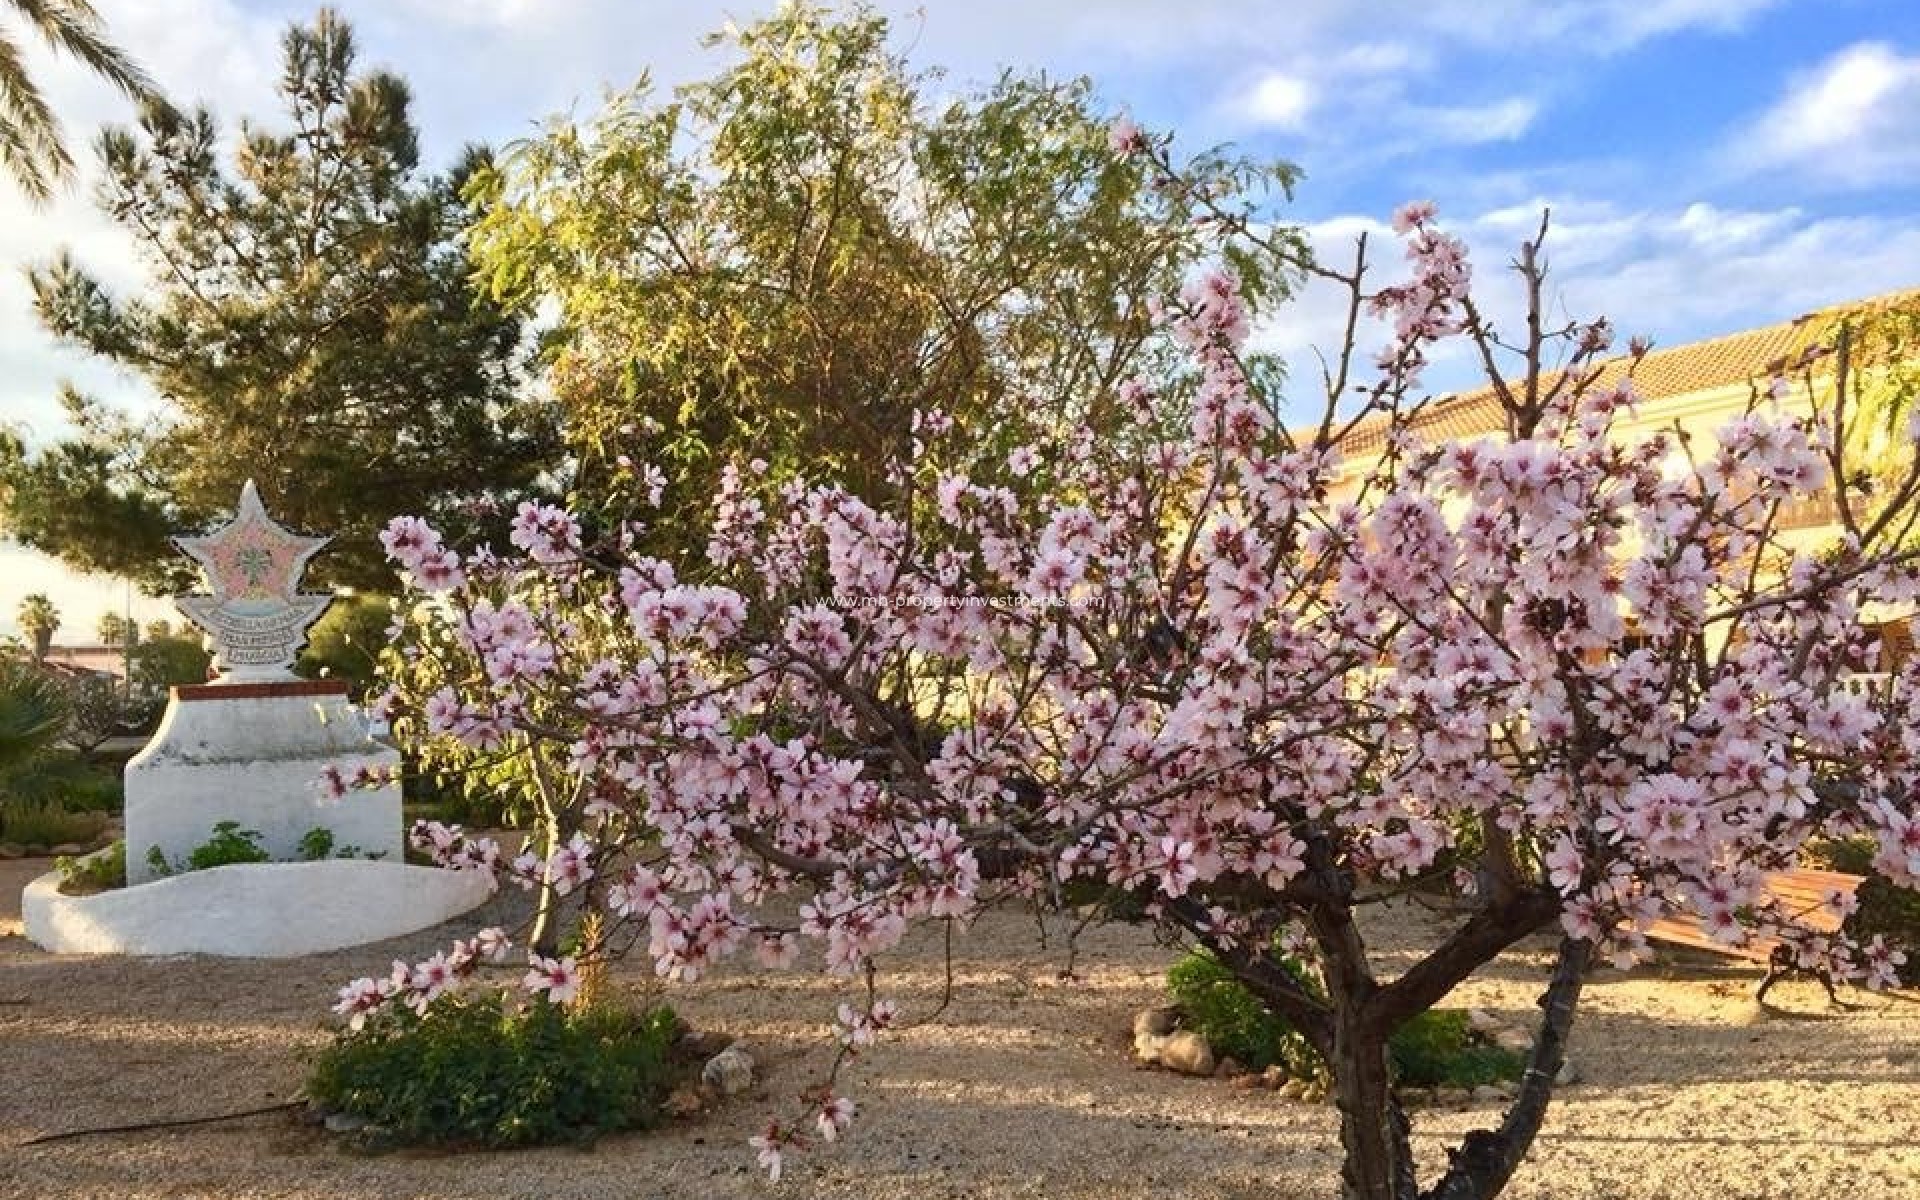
<box><xmin>1642</xmin><ymin>867</ymin><xmax>1865</xmax><ymax>964</ymax></box>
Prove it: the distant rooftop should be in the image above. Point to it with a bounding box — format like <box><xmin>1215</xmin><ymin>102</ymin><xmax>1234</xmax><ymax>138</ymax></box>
<box><xmin>1339</xmin><ymin>288</ymin><xmax>1920</xmax><ymax>458</ymax></box>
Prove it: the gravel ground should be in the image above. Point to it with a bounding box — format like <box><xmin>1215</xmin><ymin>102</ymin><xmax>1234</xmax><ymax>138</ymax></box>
<box><xmin>1</xmin><ymin>855</ymin><xmax>1917</xmax><ymax>1200</ymax></box>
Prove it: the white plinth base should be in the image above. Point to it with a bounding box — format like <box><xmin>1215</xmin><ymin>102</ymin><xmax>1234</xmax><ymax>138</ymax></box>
<box><xmin>125</xmin><ymin>683</ymin><xmax>402</xmax><ymax>883</ymax></box>
<box><xmin>21</xmin><ymin>859</ymin><xmax>494</xmax><ymax>958</ymax></box>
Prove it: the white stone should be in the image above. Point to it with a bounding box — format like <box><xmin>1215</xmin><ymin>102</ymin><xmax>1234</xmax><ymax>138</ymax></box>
<box><xmin>702</xmin><ymin>1046</ymin><xmax>757</xmax><ymax>1096</ymax></box>
<box><xmin>124</xmin><ymin>686</ymin><xmax>400</xmax><ymax>883</ymax></box>
<box><xmin>1157</xmin><ymin>1030</ymin><xmax>1216</xmax><ymax>1076</ymax></box>
<box><xmin>21</xmin><ymin>858</ymin><xmax>493</xmax><ymax>958</ymax></box>
<box><xmin>1133</xmin><ymin>1029</ymin><xmax>1168</xmax><ymax>1063</ymax></box>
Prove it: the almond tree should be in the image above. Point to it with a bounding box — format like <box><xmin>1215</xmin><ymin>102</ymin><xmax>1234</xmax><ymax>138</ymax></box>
<box><xmin>343</xmin><ymin>192</ymin><xmax>1920</xmax><ymax>1200</ymax></box>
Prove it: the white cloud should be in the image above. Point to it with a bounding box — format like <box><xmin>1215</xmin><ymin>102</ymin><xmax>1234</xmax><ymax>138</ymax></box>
<box><xmin>1410</xmin><ymin>97</ymin><xmax>1538</xmax><ymax>144</ymax></box>
<box><xmin>1238</xmin><ymin>71</ymin><xmax>1315</xmax><ymax>129</ymax></box>
<box><xmin>1735</xmin><ymin>41</ymin><xmax>1920</xmax><ymax>188</ymax></box>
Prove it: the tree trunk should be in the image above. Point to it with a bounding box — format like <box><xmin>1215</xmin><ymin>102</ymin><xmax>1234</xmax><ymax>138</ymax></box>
<box><xmin>1332</xmin><ymin>1016</ymin><xmax>1417</xmax><ymax>1200</ymax></box>
<box><xmin>1421</xmin><ymin>938</ymin><xmax>1591</xmax><ymax>1200</ymax></box>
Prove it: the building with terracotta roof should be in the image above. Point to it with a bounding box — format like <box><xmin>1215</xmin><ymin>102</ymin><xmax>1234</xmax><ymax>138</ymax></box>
<box><xmin>1341</xmin><ymin>287</ymin><xmax>1920</xmax><ymax>475</ymax></box>
<box><xmin>1331</xmin><ymin>287</ymin><xmax>1920</xmax><ymax>668</ymax></box>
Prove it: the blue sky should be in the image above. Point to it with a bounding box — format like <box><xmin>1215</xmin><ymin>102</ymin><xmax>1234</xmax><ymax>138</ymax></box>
<box><xmin>2</xmin><ymin>0</ymin><xmax>1918</xmax><ymax>634</ymax></box>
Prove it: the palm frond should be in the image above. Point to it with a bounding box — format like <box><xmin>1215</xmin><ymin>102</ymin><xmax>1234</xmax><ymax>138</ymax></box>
<box><xmin>9</xmin><ymin>0</ymin><xmax>158</xmax><ymax>101</ymax></box>
<box><xmin>0</xmin><ymin>663</ymin><xmax>70</xmax><ymax>773</ymax></box>
<box><xmin>0</xmin><ymin>28</ymin><xmax>68</xmax><ymax>200</ymax></box>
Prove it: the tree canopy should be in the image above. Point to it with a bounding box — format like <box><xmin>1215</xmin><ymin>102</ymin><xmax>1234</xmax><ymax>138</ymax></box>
<box><xmin>465</xmin><ymin>2</ymin><xmax>1301</xmax><ymax>552</ymax></box>
<box><xmin>3</xmin><ymin>8</ymin><xmax>560</xmax><ymax>592</ymax></box>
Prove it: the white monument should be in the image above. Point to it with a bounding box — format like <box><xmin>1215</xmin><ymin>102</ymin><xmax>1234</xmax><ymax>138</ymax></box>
<box><xmin>124</xmin><ymin>481</ymin><xmax>401</xmax><ymax>881</ymax></box>
<box><xmin>23</xmin><ymin>483</ymin><xmax>492</xmax><ymax>956</ymax></box>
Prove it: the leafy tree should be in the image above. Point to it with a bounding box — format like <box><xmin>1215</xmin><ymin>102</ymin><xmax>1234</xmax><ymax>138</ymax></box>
<box><xmin>296</xmin><ymin>591</ymin><xmax>391</xmax><ymax>697</ymax></box>
<box><xmin>0</xmin><ymin>0</ymin><xmax>159</xmax><ymax>202</ymax></box>
<box><xmin>466</xmin><ymin>2</ymin><xmax>1299</xmax><ymax>552</ymax></box>
<box><xmin>4</xmin><ymin>8</ymin><xmax>560</xmax><ymax>593</ymax></box>
<box><xmin>60</xmin><ymin>670</ymin><xmax>132</xmax><ymax>751</ymax></box>
<box><xmin>16</xmin><ymin>593</ymin><xmax>58</xmax><ymax>662</ymax></box>
<box><xmin>95</xmin><ymin>610</ymin><xmax>136</xmax><ymax>648</ymax></box>
<box><xmin>127</xmin><ymin>632</ymin><xmax>209</xmax><ymax>696</ymax></box>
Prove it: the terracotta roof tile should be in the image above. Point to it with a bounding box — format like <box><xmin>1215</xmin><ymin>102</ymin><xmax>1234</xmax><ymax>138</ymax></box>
<box><xmin>1335</xmin><ymin>287</ymin><xmax>1920</xmax><ymax>458</ymax></box>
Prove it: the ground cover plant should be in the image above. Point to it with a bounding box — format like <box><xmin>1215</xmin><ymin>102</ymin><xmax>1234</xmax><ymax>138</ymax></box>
<box><xmin>306</xmin><ymin>989</ymin><xmax>680</xmax><ymax>1149</ymax></box>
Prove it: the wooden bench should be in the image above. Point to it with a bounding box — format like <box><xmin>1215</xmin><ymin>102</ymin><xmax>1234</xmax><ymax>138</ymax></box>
<box><xmin>1642</xmin><ymin>867</ymin><xmax>1867</xmax><ymax>1004</ymax></box>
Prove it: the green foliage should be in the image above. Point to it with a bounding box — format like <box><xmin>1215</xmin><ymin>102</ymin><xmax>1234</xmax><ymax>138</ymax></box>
<box><xmin>58</xmin><ymin>672</ymin><xmax>137</xmax><ymax>754</ymax></box>
<box><xmin>1166</xmin><ymin>947</ymin><xmax>1321</xmax><ymax>1077</ymax></box>
<box><xmin>15</xmin><ymin>592</ymin><xmax>58</xmax><ymax>662</ymax></box>
<box><xmin>298</xmin><ymin>826</ymin><xmax>336</xmax><ymax>861</ymax></box>
<box><xmin>56</xmin><ymin>840</ymin><xmax>125</xmax><ymax>893</ymax></box>
<box><xmin>466</xmin><ymin>1</ymin><xmax>1300</xmax><ymax>554</ymax></box>
<box><xmin>181</xmin><ymin>820</ymin><xmax>270</xmax><ymax>871</ymax></box>
<box><xmin>305</xmin><ymin>990</ymin><xmax>680</xmax><ymax>1147</ymax></box>
<box><xmin>1167</xmin><ymin>948</ymin><xmax>1524</xmax><ymax>1088</ymax></box>
<box><xmin>5</xmin><ymin>10</ymin><xmax>558</xmax><ymax>592</ymax></box>
<box><xmin>1805</xmin><ymin>837</ymin><xmax>1920</xmax><ymax>985</ymax></box>
<box><xmin>127</xmin><ymin>635</ymin><xmax>211</xmax><ymax>698</ymax></box>
<box><xmin>0</xmin><ymin>660</ymin><xmax>69</xmax><ymax>773</ymax></box>
<box><xmin>296</xmin><ymin>825</ymin><xmax>375</xmax><ymax>861</ymax></box>
<box><xmin>296</xmin><ymin>593</ymin><xmax>392</xmax><ymax>698</ymax></box>
<box><xmin>0</xmin><ymin>799</ymin><xmax>107</xmax><ymax>848</ymax></box>
<box><xmin>1388</xmin><ymin>1010</ymin><xmax>1524</xmax><ymax>1090</ymax></box>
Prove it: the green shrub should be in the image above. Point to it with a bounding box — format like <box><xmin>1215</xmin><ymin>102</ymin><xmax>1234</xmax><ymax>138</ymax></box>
<box><xmin>1805</xmin><ymin>837</ymin><xmax>1920</xmax><ymax>986</ymax></box>
<box><xmin>0</xmin><ymin>798</ymin><xmax>108</xmax><ymax>848</ymax></box>
<box><xmin>299</xmin><ymin>827</ymin><xmax>336</xmax><ymax>861</ymax></box>
<box><xmin>177</xmin><ymin>820</ymin><xmax>270</xmax><ymax>871</ymax></box>
<box><xmin>56</xmin><ymin>840</ymin><xmax>125</xmax><ymax>893</ymax></box>
<box><xmin>306</xmin><ymin>990</ymin><xmax>680</xmax><ymax>1147</ymax></box>
<box><xmin>1166</xmin><ymin>948</ymin><xmax>1320</xmax><ymax>1077</ymax></box>
<box><xmin>1387</xmin><ymin>1009</ymin><xmax>1524</xmax><ymax>1089</ymax></box>
<box><xmin>1166</xmin><ymin>948</ymin><xmax>1525</xmax><ymax>1088</ymax></box>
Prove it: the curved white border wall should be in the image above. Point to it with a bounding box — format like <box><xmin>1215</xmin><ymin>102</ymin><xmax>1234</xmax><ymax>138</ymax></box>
<box><xmin>22</xmin><ymin>858</ymin><xmax>494</xmax><ymax>958</ymax></box>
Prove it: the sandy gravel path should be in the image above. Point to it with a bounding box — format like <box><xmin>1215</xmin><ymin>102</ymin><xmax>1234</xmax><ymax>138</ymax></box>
<box><xmin>1</xmin><ymin>856</ymin><xmax>1916</xmax><ymax>1200</ymax></box>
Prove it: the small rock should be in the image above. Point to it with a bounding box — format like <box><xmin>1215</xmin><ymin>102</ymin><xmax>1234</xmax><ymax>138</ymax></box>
<box><xmin>1259</xmin><ymin>1065</ymin><xmax>1288</xmax><ymax>1090</ymax></box>
<box><xmin>1493</xmin><ymin>1031</ymin><xmax>1533</xmax><ymax>1054</ymax></box>
<box><xmin>0</xmin><ymin>843</ymin><xmax>24</xmax><ymax>859</ymax></box>
<box><xmin>1213</xmin><ymin>1056</ymin><xmax>1245</xmax><ymax>1079</ymax></box>
<box><xmin>1228</xmin><ymin>1072</ymin><xmax>1264</xmax><ymax>1091</ymax></box>
<box><xmin>1157</xmin><ymin>1030</ymin><xmax>1215</xmax><ymax>1077</ymax></box>
<box><xmin>1437</xmin><ymin>1087</ymin><xmax>1471</xmax><ymax>1107</ymax></box>
<box><xmin>702</xmin><ymin>1045</ymin><xmax>756</xmax><ymax>1096</ymax></box>
<box><xmin>1132</xmin><ymin>1005</ymin><xmax>1181</xmax><ymax>1038</ymax></box>
<box><xmin>1469</xmin><ymin>1084</ymin><xmax>1507</xmax><ymax>1105</ymax></box>
<box><xmin>1279</xmin><ymin>1078</ymin><xmax>1310</xmax><ymax>1101</ymax></box>
<box><xmin>1466</xmin><ymin>1008</ymin><xmax>1502</xmax><ymax>1034</ymax></box>
<box><xmin>49</xmin><ymin>843</ymin><xmax>86</xmax><ymax>857</ymax></box>
<box><xmin>1554</xmin><ymin>1059</ymin><xmax>1581</xmax><ymax>1086</ymax></box>
<box><xmin>1133</xmin><ymin>1029</ymin><xmax>1168</xmax><ymax>1064</ymax></box>
<box><xmin>324</xmin><ymin>1112</ymin><xmax>369</xmax><ymax>1134</ymax></box>
<box><xmin>300</xmin><ymin>1101</ymin><xmax>329</xmax><ymax>1127</ymax></box>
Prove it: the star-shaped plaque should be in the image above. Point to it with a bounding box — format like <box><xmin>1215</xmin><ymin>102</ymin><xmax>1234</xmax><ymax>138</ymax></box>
<box><xmin>173</xmin><ymin>481</ymin><xmax>334</xmax><ymax>682</ymax></box>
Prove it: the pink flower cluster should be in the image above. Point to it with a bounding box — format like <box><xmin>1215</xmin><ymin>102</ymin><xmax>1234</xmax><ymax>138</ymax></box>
<box><xmin>357</xmin><ymin>203</ymin><xmax>1920</xmax><ymax>1177</ymax></box>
